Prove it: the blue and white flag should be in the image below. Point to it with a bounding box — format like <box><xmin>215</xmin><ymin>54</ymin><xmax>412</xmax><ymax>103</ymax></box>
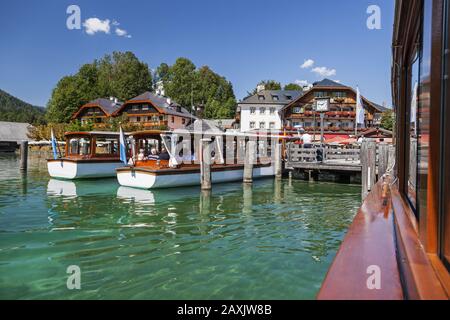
<box><xmin>119</xmin><ymin>126</ymin><xmax>127</xmax><ymax>164</ymax></box>
<box><xmin>50</xmin><ymin>128</ymin><xmax>58</xmax><ymax>160</ymax></box>
<box><xmin>356</xmin><ymin>86</ymin><xmax>365</xmax><ymax>126</ymax></box>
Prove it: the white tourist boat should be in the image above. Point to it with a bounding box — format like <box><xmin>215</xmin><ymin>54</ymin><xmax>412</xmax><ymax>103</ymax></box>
<box><xmin>47</xmin><ymin>131</ymin><xmax>127</xmax><ymax>179</ymax></box>
<box><xmin>115</xmin><ymin>130</ymin><xmax>282</xmax><ymax>190</ymax></box>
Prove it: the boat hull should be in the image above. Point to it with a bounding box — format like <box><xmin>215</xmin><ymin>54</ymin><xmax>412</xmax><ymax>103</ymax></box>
<box><xmin>116</xmin><ymin>165</ymin><xmax>275</xmax><ymax>189</ymax></box>
<box><xmin>47</xmin><ymin>159</ymin><xmax>123</xmax><ymax>179</ymax></box>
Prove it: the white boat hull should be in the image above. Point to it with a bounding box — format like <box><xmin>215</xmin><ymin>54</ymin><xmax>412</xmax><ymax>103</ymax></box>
<box><xmin>47</xmin><ymin>160</ymin><xmax>123</xmax><ymax>179</ymax></box>
<box><xmin>116</xmin><ymin>165</ymin><xmax>275</xmax><ymax>189</ymax></box>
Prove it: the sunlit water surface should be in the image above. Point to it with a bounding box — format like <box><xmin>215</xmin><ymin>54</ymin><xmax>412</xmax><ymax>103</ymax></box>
<box><xmin>0</xmin><ymin>154</ymin><xmax>360</xmax><ymax>299</ymax></box>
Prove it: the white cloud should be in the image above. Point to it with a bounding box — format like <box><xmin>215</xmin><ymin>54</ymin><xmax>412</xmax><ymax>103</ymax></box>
<box><xmin>295</xmin><ymin>80</ymin><xmax>313</xmax><ymax>90</ymax></box>
<box><xmin>295</xmin><ymin>80</ymin><xmax>310</xmax><ymax>86</ymax></box>
<box><xmin>300</xmin><ymin>59</ymin><xmax>315</xmax><ymax>69</ymax></box>
<box><xmin>115</xmin><ymin>27</ymin><xmax>131</xmax><ymax>38</ymax></box>
<box><xmin>311</xmin><ymin>66</ymin><xmax>337</xmax><ymax>77</ymax></box>
<box><xmin>83</xmin><ymin>18</ymin><xmax>111</xmax><ymax>35</ymax></box>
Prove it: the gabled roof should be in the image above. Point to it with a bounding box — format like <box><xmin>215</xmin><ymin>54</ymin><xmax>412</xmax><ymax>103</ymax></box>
<box><xmin>72</xmin><ymin>98</ymin><xmax>123</xmax><ymax>119</ymax></box>
<box><xmin>185</xmin><ymin>119</ymin><xmax>224</xmax><ymax>133</ymax></box>
<box><xmin>356</xmin><ymin>128</ymin><xmax>393</xmax><ymax>138</ymax></box>
<box><xmin>370</xmin><ymin>102</ymin><xmax>390</xmax><ymax>113</ymax></box>
<box><xmin>210</xmin><ymin>119</ymin><xmax>236</xmax><ymax>128</ymax></box>
<box><xmin>114</xmin><ymin>92</ymin><xmax>196</xmax><ymax>119</ymax></box>
<box><xmin>312</xmin><ymin>78</ymin><xmax>347</xmax><ymax>88</ymax></box>
<box><xmin>127</xmin><ymin>92</ymin><xmax>180</xmax><ymax>107</ymax></box>
<box><xmin>281</xmin><ymin>79</ymin><xmax>386</xmax><ymax>113</ymax></box>
<box><xmin>239</xmin><ymin>90</ymin><xmax>302</xmax><ymax>105</ymax></box>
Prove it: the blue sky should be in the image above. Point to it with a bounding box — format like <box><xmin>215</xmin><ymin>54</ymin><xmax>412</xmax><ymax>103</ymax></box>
<box><xmin>0</xmin><ymin>0</ymin><xmax>394</xmax><ymax>107</ymax></box>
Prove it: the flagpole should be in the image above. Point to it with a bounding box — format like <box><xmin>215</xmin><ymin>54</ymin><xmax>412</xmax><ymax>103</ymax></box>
<box><xmin>51</xmin><ymin>127</ymin><xmax>60</xmax><ymax>160</ymax></box>
<box><xmin>354</xmin><ymin>86</ymin><xmax>358</xmax><ymax>137</ymax></box>
<box><xmin>119</xmin><ymin>125</ymin><xmax>128</xmax><ymax>165</ymax></box>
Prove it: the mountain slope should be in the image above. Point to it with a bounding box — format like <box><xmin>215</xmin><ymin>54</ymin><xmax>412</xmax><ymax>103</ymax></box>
<box><xmin>0</xmin><ymin>89</ymin><xmax>46</xmax><ymax>124</ymax></box>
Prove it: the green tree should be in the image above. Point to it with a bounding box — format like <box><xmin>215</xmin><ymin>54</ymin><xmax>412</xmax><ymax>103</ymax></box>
<box><xmin>46</xmin><ymin>75</ymin><xmax>83</xmax><ymax>123</ymax></box>
<box><xmin>380</xmin><ymin>110</ymin><xmax>395</xmax><ymax>131</ymax></box>
<box><xmin>46</xmin><ymin>51</ymin><xmax>152</xmax><ymax>123</ymax></box>
<box><xmin>105</xmin><ymin>51</ymin><xmax>153</xmax><ymax>102</ymax></box>
<box><xmin>250</xmin><ymin>80</ymin><xmax>282</xmax><ymax>95</ymax></box>
<box><xmin>162</xmin><ymin>58</ymin><xmax>236</xmax><ymax>118</ymax></box>
<box><xmin>164</xmin><ymin>58</ymin><xmax>197</xmax><ymax>110</ymax></box>
<box><xmin>284</xmin><ymin>83</ymin><xmax>302</xmax><ymax>91</ymax></box>
<box><xmin>154</xmin><ymin>63</ymin><xmax>170</xmax><ymax>83</ymax></box>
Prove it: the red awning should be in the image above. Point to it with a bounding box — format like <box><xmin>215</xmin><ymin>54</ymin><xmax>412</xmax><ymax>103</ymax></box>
<box><xmin>324</xmin><ymin>134</ymin><xmax>350</xmax><ymax>143</ymax></box>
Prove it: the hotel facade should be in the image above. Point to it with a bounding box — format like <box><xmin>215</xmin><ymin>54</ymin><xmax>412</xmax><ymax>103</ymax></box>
<box><xmin>281</xmin><ymin>79</ymin><xmax>388</xmax><ymax>135</ymax></box>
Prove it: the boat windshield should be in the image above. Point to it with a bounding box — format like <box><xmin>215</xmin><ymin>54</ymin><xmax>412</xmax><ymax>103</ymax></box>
<box><xmin>68</xmin><ymin>137</ymin><xmax>91</xmax><ymax>156</ymax></box>
<box><xmin>94</xmin><ymin>136</ymin><xmax>119</xmax><ymax>156</ymax></box>
<box><xmin>134</xmin><ymin>136</ymin><xmax>162</xmax><ymax>160</ymax></box>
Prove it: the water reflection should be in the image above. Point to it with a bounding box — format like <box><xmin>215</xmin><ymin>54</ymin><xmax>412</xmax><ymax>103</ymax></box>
<box><xmin>47</xmin><ymin>178</ymin><xmax>118</xmax><ymax>198</ymax></box>
<box><xmin>242</xmin><ymin>183</ymin><xmax>253</xmax><ymax>214</ymax></box>
<box><xmin>1</xmin><ymin>156</ymin><xmax>361</xmax><ymax>300</ymax></box>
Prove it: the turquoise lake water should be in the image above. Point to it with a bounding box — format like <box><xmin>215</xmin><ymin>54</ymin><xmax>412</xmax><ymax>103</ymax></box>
<box><xmin>0</xmin><ymin>154</ymin><xmax>360</xmax><ymax>299</ymax></box>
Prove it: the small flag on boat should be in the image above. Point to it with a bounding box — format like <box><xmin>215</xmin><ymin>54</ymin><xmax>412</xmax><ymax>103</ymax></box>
<box><xmin>356</xmin><ymin>86</ymin><xmax>365</xmax><ymax>126</ymax></box>
<box><xmin>119</xmin><ymin>126</ymin><xmax>127</xmax><ymax>165</ymax></box>
<box><xmin>50</xmin><ymin>128</ymin><xmax>58</xmax><ymax>160</ymax></box>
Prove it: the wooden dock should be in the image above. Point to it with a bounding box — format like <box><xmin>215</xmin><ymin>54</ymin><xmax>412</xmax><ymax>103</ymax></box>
<box><xmin>285</xmin><ymin>140</ymin><xmax>395</xmax><ymax>199</ymax></box>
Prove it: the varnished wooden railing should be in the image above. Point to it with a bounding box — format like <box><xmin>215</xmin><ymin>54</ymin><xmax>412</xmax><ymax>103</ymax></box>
<box><xmin>317</xmin><ymin>175</ymin><xmax>449</xmax><ymax>300</ymax></box>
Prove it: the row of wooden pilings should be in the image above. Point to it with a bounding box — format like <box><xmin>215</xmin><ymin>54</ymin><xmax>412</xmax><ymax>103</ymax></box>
<box><xmin>199</xmin><ymin>139</ymin><xmax>283</xmax><ymax>191</ymax></box>
<box><xmin>360</xmin><ymin>140</ymin><xmax>395</xmax><ymax>200</ymax></box>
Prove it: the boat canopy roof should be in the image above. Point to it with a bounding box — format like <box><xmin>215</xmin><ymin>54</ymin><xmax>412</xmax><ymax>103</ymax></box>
<box><xmin>129</xmin><ymin>130</ymin><xmax>168</xmax><ymax>139</ymax></box>
<box><xmin>64</xmin><ymin>131</ymin><xmax>128</xmax><ymax>138</ymax></box>
<box><xmin>129</xmin><ymin>129</ymin><xmax>288</xmax><ymax>140</ymax></box>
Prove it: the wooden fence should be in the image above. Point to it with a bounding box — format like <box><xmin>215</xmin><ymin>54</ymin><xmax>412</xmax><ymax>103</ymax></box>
<box><xmin>287</xmin><ymin>144</ymin><xmax>361</xmax><ymax>163</ymax></box>
<box><xmin>286</xmin><ymin>140</ymin><xmax>395</xmax><ymax>199</ymax></box>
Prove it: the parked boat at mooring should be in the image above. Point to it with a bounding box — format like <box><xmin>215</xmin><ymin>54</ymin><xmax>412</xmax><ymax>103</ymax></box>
<box><xmin>116</xmin><ymin>130</ymin><xmax>280</xmax><ymax>189</ymax></box>
<box><xmin>47</xmin><ymin>131</ymin><xmax>127</xmax><ymax>179</ymax></box>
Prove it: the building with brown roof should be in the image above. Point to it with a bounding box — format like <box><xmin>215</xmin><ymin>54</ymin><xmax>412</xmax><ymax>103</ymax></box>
<box><xmin>113</xmin><ymin>92</ymin><xmax>196</xmax><ymax>130</ymax></box>
<box><xmin>281</xmin><ymin>79</ymin><xmax>388</xmax><ymax>135</ymax></box>
<box><xmin>71</xmin><ymin>97</ymin><xmax>122</xmax><ymax>128</ymax></box>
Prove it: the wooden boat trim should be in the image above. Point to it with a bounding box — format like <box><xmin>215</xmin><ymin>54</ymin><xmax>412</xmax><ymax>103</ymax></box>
<box><xmin>318</xmin><ymin>176</ymin><xmax>449</xmax><ymax>300</ymax></box>
<box><xmin>317</xmin><ymin>177</ymin><xmax>404</xmax><ymax>300</ymax></box>
<box><xmin>116</xmin><ymin>163</ymin><xmax>272</xmax><ymax>176</ymax></box>
<box><xmin>390</xmin><ymin>184</ymin><xmax>449</xmax><ymax>299</ymax></box>
<box><xmin>48</xmin><ymin>158</ymin><xmax>122</xmax><ymax>163</ymax></box>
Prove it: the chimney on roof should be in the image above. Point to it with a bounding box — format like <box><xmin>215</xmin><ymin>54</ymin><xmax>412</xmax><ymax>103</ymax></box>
<box><xmin>257</xmin><ymin>84</ymin><xmax>265</xmax><ymax>93</ymax></box>
<box><xmin>196</xmin><ymin>104</ymin><xmax>205</xmax><ymax>119</ymax></box>
<box><xmin>114</xmin><ymin>97</ymin><xmax>118</xmax><ymax>104</ymax></box>
<box><xmin>167</xmin><ymin>98</ymin><xmax>172</xmax><ymax>105</ymax></box>
<box><xmin>109</xmin><ymin>96</ymin><xmax>114</xmax><ymax>101</ymax></box>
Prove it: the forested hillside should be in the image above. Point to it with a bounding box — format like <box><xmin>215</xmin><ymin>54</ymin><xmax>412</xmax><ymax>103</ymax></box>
<box><xmin>0</xmin><ymin>89</ymin><xmax>46</xmax><ymax>124</ymax></box>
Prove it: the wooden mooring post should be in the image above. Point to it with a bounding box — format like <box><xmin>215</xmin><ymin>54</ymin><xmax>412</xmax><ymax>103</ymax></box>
<box><xmin>275</xmin><ymin>143</ymin><xmax>282</xmax><ymax>180</ymax></box>
<box><xmin>387</xmin><ymin>145</ymin><xmax>396</xmax><ymax>174</ymax></box>
<box><xmin>19</xmin><ymin>141</ymin><xmax>28</xmax><ymax>171</ymax></box>
<box><xmin>243</xmin><ymin>140</ymin><xmax>256</xmax><ymax>184</ymax></box>
<box><xmin>378</xmin><ymin>143</ymin><xmax>389</xmax><ymax>178</ymax></box>
<box><xmin>361</xmin><ymin>140</ymin><xmax>376</xmax><ymax>200</ymax></box>
<box><xmin>200</xmin><ymin>138</ymin><xmax>212</xmax><ymax>190</ymax></box>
